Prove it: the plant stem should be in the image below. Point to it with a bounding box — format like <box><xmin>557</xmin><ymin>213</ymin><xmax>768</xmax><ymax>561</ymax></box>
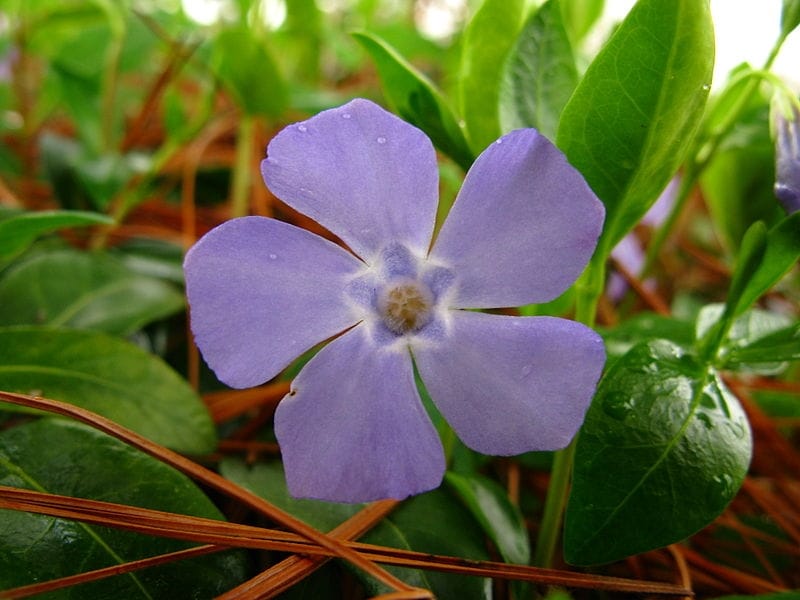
<box><xmin>533</xmin><ymin>257</ymin><xmax>605</xmax><ymax>568</ymax></box>
<box><xmin>532</xmin><ymin>438</ymin><xmax>577</xmax><ymax>567</ymax></box>
<box><xmin>231</xmin><ymin>115</ymin><xmax>255</xmax><ymax>218</ymax></box>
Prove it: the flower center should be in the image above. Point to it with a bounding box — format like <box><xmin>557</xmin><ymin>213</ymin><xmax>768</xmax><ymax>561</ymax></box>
<box><xmin>377</xmin><ymin>279</ymin><xmax>434</xmax><ymax>334</ymax></box>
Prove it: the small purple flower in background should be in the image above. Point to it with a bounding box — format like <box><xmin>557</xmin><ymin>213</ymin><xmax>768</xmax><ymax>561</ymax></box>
<box><xmin>184</xmin><ymin>99</ymin><xmax>606</xmax><ymax>503</ymax></box>
<box><xmin>608</xmin><ymin>176</ymin><xmax>679</xmax><ymax>302</ymax></box>
<box><xmin>774</xmin><ymin>100</ymin><xmax>800</xmax><ymax>214</ymax></box>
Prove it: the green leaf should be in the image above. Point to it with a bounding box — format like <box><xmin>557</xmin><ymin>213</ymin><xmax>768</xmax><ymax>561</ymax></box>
<box><xmin>459</xmin><ymin>0</ymin><xmax>525</xmax><ymax>152</ymax></box>
<box><xmin>696</xmin><ymin>222</ymin><xmax>769</xmax><ymax>361</ymax></box>
<box><xmin>0</xmin><ymin>327</ymin><xmax>215</xmax><ymax>454</ymax></box>
<box><xmin>734</xmin><ymin>211</ymin><xmax>800</xmax><ymax>317</ymax></box>
<box><xmin>726</xmin><ymin>322</ymin><xmax>800</xmax><ymax>366</ymax></box>
<box><xmin>600</xmin><ymin>312</ymin><xmax>694</xmax><ymax>361</ymax></box>
<box><xmin>560</xmin><ymin>0</ymin><xmax>605</xmax><ymax>45</ymax></box>
<box><xmin>700</xmin><ymin>145</ymin><xmax>782</xmax><ymax>252</ymax></box>
<box><xmin>0</xmin><ymin>249</ymin><xmax>184</xmax><ymax>335</ymax></box>
<box><xmin>221</xmin><ymin>460</ymin><xmax>491</xmax><ymax>598</ymax></box>
<box><xmin>696</xmin><ymin>304</ymin><xmax>793</xmax><ymax>373</ymax></box>
<box><xmin>499</xmin><ymin>0</ymin><xmax>578</xmax><ymax>139</ymax></box>
<box><xmin>445</xmin><ymin>471</ymin><xmax>530</xmax><ymax>565</ymax></box>
<box><xmin>699</xmin><ymin>82</ymin><xmax>783</xmax><ymax>252</ymax></box>
<box><xmin>564</xmin><ymin>340</ymin><xmax>751</xmax><ymax>566</ymax></box>
<box><xmin>353</xmin><ymin>30</ymin><xmax>474</xmax><ymax>171</ymax></box>
<box><xmin>782</xmin><ymin>0</ymin><xmax>800</xmax><ymax>37</ymax></box>
<box><xmin>556</xmin><ymin>0</ymin><xmax>714</xmax><ymax>253</ymax></box>
<box><xmin>212</xmin><ymin>26</ymin><xmax>287</xmax><ymax>117</ymax></box>
<box><xmin>0</xmin><ymin>210</ymin><xmax>113</xmax><ymax>264</ymax></box>
<box><xmin>0</xmin><ymin>419</ymin><xmax>247</xmax><ymax>598</ymax></box>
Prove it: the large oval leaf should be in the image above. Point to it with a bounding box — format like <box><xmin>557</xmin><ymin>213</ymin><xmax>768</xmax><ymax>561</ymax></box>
<box><xmin>0</xmin><ymin>327</ymin><xmax>215</xmax><ymax>454</ymax></box>
<box><xmin>0</xmin><ymin>249</ymin><xmax>184</xmax><ymax>335</ymax></box>
<box><xmin>499</xmin><ymin>0</ymin><xmax>578</xmax><ymax>139</ymax></box>
<box><xmin>556</xmin><ymin>0</ymin><xmax>714</xmax><ymax>253</ymax></box>
<box><xmin>564</xmin><ymin>339</ymin><xmax>751</xmax><ymax>566</ymax></box>
<box><xmin>0</xmin><ymin>419</ymin><xmax>247</xmax><ymax>598</ymax></box>
<box><xmin>221</xmin><ymin>459</ymin><xmax>491</xmax><ymax>599</ymax></box>
<box><xmin>459</xmin><ymin>0</ymin><xmax>525</xmax><ymax>152</ymax></box>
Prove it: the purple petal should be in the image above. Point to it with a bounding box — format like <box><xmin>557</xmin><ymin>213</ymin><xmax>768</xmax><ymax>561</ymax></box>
<box><xmin>430</xmin><ymin>129</ymin><xmax>604</xmax><ymax>308</ymax></box>
<box><xmin>775</xmin><ymin>103</ymin><xmax>800</xmax><ymax>214</ymax></box>
<box><xmin>276</xmin><ymin>326</ymin><xmax>445</xmax><ymax>502</ymax></box>
<box><xmin>184</xmin><ymin>216</ymin><xmax>363</xmax><ymax>388</ymax></box>
<box><xmin>413</xmin><ymin>312</ymin><xmax>605</xmax><ymax>455</ymax></box>
<box><xmin>262</xmin><ymin>99</ymin><xmax>439</xmax><ymax>261</ymax></box>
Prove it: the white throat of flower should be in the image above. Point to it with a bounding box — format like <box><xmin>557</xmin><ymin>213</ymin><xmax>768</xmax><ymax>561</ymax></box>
<box><xmin>376</xmin><ymin>278</ymin><xmax>434</xmax><ymax>334</ymax></box>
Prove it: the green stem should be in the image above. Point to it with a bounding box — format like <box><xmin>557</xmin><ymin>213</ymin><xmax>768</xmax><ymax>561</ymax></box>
<box><xmin>231</xmin><ymin>115</ymin><xmax>255</xmax><ymax>218</ymax></box>
<box><xmin>533</xmin><ymin>257</ymin><xmax>605</xmax><ymax>568</ymax></box>
<box><xmin>532</xmin><ymin>438</ymin><xmax>577</xmax><ymax>567</ymax></box>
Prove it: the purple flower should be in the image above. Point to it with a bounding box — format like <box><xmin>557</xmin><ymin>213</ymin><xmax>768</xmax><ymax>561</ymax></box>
<box><xmin>774</xmin><ymin>101</ymin><xmax>800</xmax><ymax>213</ymax></box>
<box><xmin>184</xmin><ymin>99</ymin><xmax>606</xmax><ymax>503</ymax></box>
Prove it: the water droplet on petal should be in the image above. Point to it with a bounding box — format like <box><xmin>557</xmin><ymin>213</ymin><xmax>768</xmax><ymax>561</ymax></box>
<box><xmin>269</xmin><ymin>253</ymin><xmax>277</xmax><ymax>260</ymax></box>
<box><xmin>495</xmin><ymin>139</ymin><xmax>503</xmax><ymax>144</ymax></box>
<box><xmin>297</xmin><ymin>124</ymin><xmax>307</xmax><ymax>132</ymax></box>
<box><xmin>377</xmin><ymin>136</ymin><xmax>386</xmax><ymax>144</ymax></box>
<box><xmin>342</xmin><ymin>113</ymin><xmax>351</xmax><ymax>119</ymax></box>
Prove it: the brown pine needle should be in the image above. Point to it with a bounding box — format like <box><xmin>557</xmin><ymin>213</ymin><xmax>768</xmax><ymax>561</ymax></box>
<box><xmin>0</xmin><ymin>391</ymin><xmax>414</xmax><ymax>595</ymax></box>
<box><xmin>0</xmin><ymin>485</ymin><xmax>693</xmax><ymax>597</ymax></box>
<box><xmin>203</xmin><ymin>381</ymin><xmax>289</xmax><ymax>423</ymax></box>
<box><xmin>218</xmin><ymin>500</ymin><xmax>402</xmax><ymax>600</ymax></box>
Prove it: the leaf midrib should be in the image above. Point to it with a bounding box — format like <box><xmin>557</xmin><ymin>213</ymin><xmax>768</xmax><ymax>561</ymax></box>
<box><xmin>573</xmin><ymin>363</ymin><xmax>714</xmax><ymax>559</ymax></box>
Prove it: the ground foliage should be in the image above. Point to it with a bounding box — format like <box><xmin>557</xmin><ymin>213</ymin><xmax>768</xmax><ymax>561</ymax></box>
<box><xmin>0</xmin><ymin>0</ymin><xmax>798</xmax><ymax>598</ymax></box>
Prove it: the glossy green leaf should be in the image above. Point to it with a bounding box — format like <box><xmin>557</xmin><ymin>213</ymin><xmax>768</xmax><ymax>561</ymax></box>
<box><xmin>734</xmin><ymin>211</ymin><xmax>800</xmax><ymax>316</ymax></box>
<box><xmin>560</xmin><ymin>0</ymin><xmax>605</xmax><ymax>45</ymax></box>
<box><xmin>459</xmin><ymin>0</ymin><xmax>525</xmax><ymax>152</ymax></box>
<box><xmin>0</xmin><ymin>327</ymin><xmax>215</xmax><ymax>454</ymax></box>
<box><xmin>212</xmin><ymin>27</ymin><xmax>287</xmax><ymax>117</ymax></box>
<box><xmin>565</xmin><ymin>340</ymin><xmax>751</xmax><ymax>566</ymax></box>
<box><xmin>0</xmin><ymin>419</ymin><xmax>247</xmax><ymax>598</ymax></box>
<box><xmin>0</xmin><ymin>210</ymin><xmax>113</xmax><ymax>264</ymax></box>
<box><xmin>557</xmin><ymin>0</ymin><xmax>714</xmax><ymax>253</ymax></box>
<box><xmin>445</xmin><ymin>471</ymin><xmax>530</xmax><ymax>565</ymax></box>
<box><xmin>0</xmin><ymin>249</ymin><xmax>184</xmax><ymax>335</ymax></box>
<box><xmin>353</xmin><ymin>31</ymin><xmax>474</xmax><ymax>171</ymax></box>
<box><xmin>221</xmin><ymin>460</ymin><xmax>491</xmax><ymax>599</ymax></box>
<box><xmin>499</xmin><ymin>0</ymin><xmax>578</xmax><ymax>139</ymax></box>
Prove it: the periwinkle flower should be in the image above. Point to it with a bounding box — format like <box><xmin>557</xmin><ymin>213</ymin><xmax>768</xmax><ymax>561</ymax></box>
<box><xmin>184</xmin><ymin>99</ymin><xmax>606</xmax><ymax>503</ymax></box>
<box><xmin>774</xmin><ymin>101</ymin><xmax>800</xmax><ymax>213</ymax></box>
